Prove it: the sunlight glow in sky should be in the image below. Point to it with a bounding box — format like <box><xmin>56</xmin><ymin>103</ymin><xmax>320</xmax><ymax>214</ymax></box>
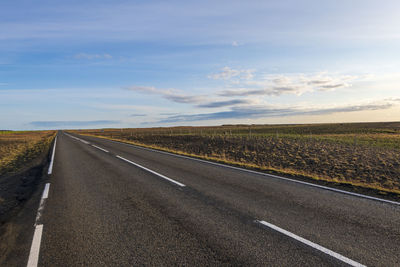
<box><xmin>1</xmin><ymin>0</ymin><xmax>400</xmax><ymax>129</ymax></box>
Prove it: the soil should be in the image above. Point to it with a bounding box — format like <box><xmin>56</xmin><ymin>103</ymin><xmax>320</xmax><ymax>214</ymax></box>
<box><xmin>0</xmin><ymin>144</ymin><xmax>51</xmax><ymax>266</ymax></box>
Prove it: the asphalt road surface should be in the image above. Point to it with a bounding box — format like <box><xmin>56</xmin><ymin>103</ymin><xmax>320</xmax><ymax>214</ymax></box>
<box><xmin>27</xmin><ymin>131</ymin><xmax>400</xmax><ymax>266</ymax></box>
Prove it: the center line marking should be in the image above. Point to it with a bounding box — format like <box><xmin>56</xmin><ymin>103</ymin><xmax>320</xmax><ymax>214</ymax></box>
<box><xmin>64</xmin><ymin>133</ymin><xmax>90</xmax><ymax>145</ymax></box>
<box><xmin>116</xmin><ymin>155</ymin><xmax>186</xmax><ymax>187</ymax></box>
<box><xmin>256</xmin><ymin>220</ymin><xmax>366</xmax><ymax>267</ymax></box>
<box><xmin>80</xmin><ymin>139</ymin><xmax>90</xmax><ymax>144</ymax></box>
<box><xmin>92</xmin><ymin>144</ymin><xmax>109</xmax><ymax>153</ymax></box>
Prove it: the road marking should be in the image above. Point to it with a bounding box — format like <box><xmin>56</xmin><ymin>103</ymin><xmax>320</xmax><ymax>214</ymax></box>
<box><xmin>256</xmin><ymin>220</ymin><xmax>366</xmax><ymax>267</ymax></box>
<box><xmin>47</xmin><ymin>136</ymin><xmax>57</xmax><ymax>175</ymax></box>
<box><xmin>27</xmin><ymin>224</ymin><xmax>43</xmax><ymax>267</ymax></box>
<box><xmin>92</xmin><ymin>137</ymin><xmax>400</xmax><ymax>206</ymax></box>
<box><xmin>80</xmin><ymin>139</ymin><xmax>90</xmax><ymax>144</ymax></box>
<box><xmin>116</xmin><ymin>155</ymin><xmax>186</xmax><ymax>187</ymax></box>
<box><xmin>42</xmin><ymin>183</ymin><xmax>50</xmax><ymax>199</ymax></box>
<box><xmin>64</xmin><ymin>133</ymin><xmax>90</xmax><ymax>145</ymax></box>
<box><xmin>34</xmin><ymin>183</ymin><xmax>50</xmax><ymax>226</ymax></box>
<box><xmin>92</xmin><ymin>144</ymin><xmax>109</xmax><ymax>153</ymax></box>
<box><xmin>28</xmin><ymin>183</ymin><xmax>51</xmax><ymax>267</ymax></box>
<box><xmin>67</xmin><ymin>133</ymin><xmax>109</xmax><ymax>153</ymax></box>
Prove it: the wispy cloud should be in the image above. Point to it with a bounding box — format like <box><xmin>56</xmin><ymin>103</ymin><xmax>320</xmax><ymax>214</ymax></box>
<box><xmin>157</xmin><ymin>100</ymin><xmax>397</xmax><ymax>123</ymax></box>
<box><xmin>130</xmin><ymin>114</ymin><xmax>146</xmax><ymax>117</ymax></box>
<box><xmin>218</xmin><ymin>73</ymin><xmax>358</xmax><ymax>97</ymax></box>
<box><xmin>159</xmin><ymin>112</ymin><xmax>180</xmax><ymax>116</ymax></box>
<box><xmin>74</xmin><ymin>53</ymin><xmax>112</xmax><ymax>60</ymax></box>
<box><xmin>219</xmin><ymin>87</ymin><xmax>308</xmax><ymax>97</ymax></box>
<box><xmin>125</xmin><ymin>72</ymin><xmax>363</xmax><ymax>108</ymax></box>
<box><xmin>197</xmin><ymin>99</ymin><xmax>254</xmax><ymax>108</ymax></box>
<box><xmin>30</xmin><ymin>120</ymin><xmax>119</xmax><ymax>127</ymax></box>
<box><xmin>126</xmin><ymin>86</ymin><xmax>204</xmax><ymax>104</ymax></box>
<box><xmin>232</xmin><ymin>41</ymin><xmax>240</xmax><ymax>47</ymax></box>
<box><xmin>318</xmin><ymin>84</ymin><xmax>347</xmax><ymax>90</ymax></box>
<box><xmin>208</xmin><ymin>67</ymin><xmax>255</xmax><ymax>80</ymax></box>
<box><xmin>126</xmin><ymin>86</ymin><xmax>157</xmax><ymax>94</ymax></box>
<box><xmin>218</xmin><ymin>89</ymin><xmax>267</xmax><ymax>97</ymax></box>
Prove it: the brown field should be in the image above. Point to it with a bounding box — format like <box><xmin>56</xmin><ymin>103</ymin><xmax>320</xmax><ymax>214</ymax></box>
<box><xmin>0</xmin><ymin>131</ymin><xmax>56</xmax><ymax>175</ymax></box>
<box><xmin>72</xmin><ymin>122</ymin><xmax>400</xmax><ymax>195</ymax></box>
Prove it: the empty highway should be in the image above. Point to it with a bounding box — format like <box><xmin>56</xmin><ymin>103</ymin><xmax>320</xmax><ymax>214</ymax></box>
<box><xmin>27</xmin><ymin>131</ymin><xmax>400</xmax><ymax>266</ymax></box>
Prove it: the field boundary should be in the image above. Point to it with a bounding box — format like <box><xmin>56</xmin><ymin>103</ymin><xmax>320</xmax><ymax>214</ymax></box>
<box><xmin>74</xmin><ymin>133</ymin><xmax>400</xmax><ymax>204</ymax></box>
<box><xmin>0</xmin><ymin>132</ymin><xmax>56</xmax><ymax>176</ymax></box>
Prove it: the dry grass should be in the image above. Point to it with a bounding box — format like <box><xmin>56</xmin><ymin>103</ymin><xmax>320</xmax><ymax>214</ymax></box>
<box><xmin>0</xmin><ymin>131</ymin><xmax>56</xmax><ymax>175</ymax></box>
<box><xmin>72</xmin><ymin>122</ymin><xmax>400</xmax><ymax>195</ymax></box>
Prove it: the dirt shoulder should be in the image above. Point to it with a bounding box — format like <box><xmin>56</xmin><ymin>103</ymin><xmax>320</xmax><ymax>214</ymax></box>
<box><xmin>0</xmin><ymin>139</ymin><xmax>53</xmax><ymax>266</ymax></box>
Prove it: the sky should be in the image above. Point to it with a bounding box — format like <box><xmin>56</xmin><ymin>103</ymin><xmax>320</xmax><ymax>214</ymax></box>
<box><xmin>1</xmin><ymin>0</ymin><xmax>400</xmax><ymax>130</ymax></box>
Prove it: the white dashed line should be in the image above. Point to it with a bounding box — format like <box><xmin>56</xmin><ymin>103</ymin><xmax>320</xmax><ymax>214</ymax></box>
<box><xmin>64</xmin><ymin>133</ymin><xmax>90</xmax><ymax>145</ymax></box>
<box><xmin>116</xmin><ymin>155</ymin><xmax>186</xmax><ymax>187</ymax></box>
<box><xmin>93</xmin><ymin>137</ymin><xmax>400</xmax><ymax>206</ymax></box>
<box><xmin>66</xmin><ymin>133</ymin><xmax>109</xmax><ymax>153</ymax></box>
<box><xmin>92</xmin><ymin>144</ymin><xmax>109</xmax><ymax>153</ymax></box>
<box><xmin>256</xmin><ymin>220</ymin><xmax>366</xmax><ymax>267</ymax></box>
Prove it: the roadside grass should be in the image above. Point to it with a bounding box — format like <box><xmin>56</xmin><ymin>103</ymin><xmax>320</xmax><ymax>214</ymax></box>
<box><xmin>71</xmin><ymin>122</ymin><xmax>400</xmax><ymax>196</ymax></box>
<box><xmin>0</xmin><ymin>131</ymin><xmax>56</xmax><ymax>175</ymax></box>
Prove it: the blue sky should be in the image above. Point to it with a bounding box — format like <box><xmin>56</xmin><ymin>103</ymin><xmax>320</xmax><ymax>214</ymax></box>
<box><xmin>1</xmin><ymin>0</ymin><xmax>400</xmax><ymax>130</ymax></box>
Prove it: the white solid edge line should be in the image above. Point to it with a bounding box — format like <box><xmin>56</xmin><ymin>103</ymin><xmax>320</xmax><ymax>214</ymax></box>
<box><xmin>42</xmin><ymin>183</ymin><xmax>50</xmax><ymax>199</ymax></box>
<box><xmin>92</xmin><ymin>144</ymin><xmax>109</xmax><ymax>153</ymax></box>
<box><xmin>92</xmin><ymin>137</ymin><xmax>400</xmax><ymax>206</ymax></box>
<box><xmin>27</xmin><ymin>224</ymin><xmax>43</xmax><ymax>267</ymax></box>
<box><xmin>47</xmin><ymin>136</ymin><xmax>57</xmax><ymax>175</ymax></box>
<box><xmin>116</xmin><ymin>155</ymin><xmax>186</xmax><ymax>187</ymax></box>
<box><xmin>256</xmin><ymin>220</ymin><xmax>366</xmax><ymax>267</ymax></box>
<box><xmin>35</xmin><ymin>183</ymin><xmax>50</xmax><ymax>226</ymax></box>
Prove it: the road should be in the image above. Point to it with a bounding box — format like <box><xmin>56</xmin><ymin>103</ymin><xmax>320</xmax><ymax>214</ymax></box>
<box><xmin>27</xmin><ymin>131</ymin><xmax>400</xmax><ymax>266</ymax></box>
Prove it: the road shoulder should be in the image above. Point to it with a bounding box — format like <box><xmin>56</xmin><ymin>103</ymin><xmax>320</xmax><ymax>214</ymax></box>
<box><xmin>0</xmin><ymin>143</ymin><xmax>52</xmax><ymax>266</ymax></box>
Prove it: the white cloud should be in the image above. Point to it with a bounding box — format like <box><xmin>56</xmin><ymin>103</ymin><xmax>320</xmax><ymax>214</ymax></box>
<box><xmin>219</xmin><ymin>73</ymin><xmax>359</xmax><ymax>97</ymax></box>
<box><xmin>126</xmin><ymin>86</ymin><xmax>158</xmax><ymax>94</ymax></box>
<box><xmin>126</xmin><ymin>86</ymin><xmax>204</xmax><ymax>104</ymax></box>
<box><xmin>157</xmin><ymin>98</ymin><xmax>400</xmax><ymax>123</ymax></box>
<box><xmin>197</xmin><ymin>99</ymin><xmax>255</xmax><ymax>108</ymax></box>
<box><xmin>208</xmin><ymin>66</ymin><xmax>255</xmax><ymax>80</ymax></box>
<box><xmin>125</xmin><ymin>72</ymin><xmax>365</xmax><ymax>108</ymax></box>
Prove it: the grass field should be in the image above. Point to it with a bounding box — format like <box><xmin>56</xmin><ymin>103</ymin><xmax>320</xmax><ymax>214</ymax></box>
<box><xmin>0</xmin><ymin>131</ymin><xmax>56</xmax><ymax>175</ymax></box>
<box><xmin>73</xmin><ymin>122</ymin><xmax>400</xmax><ymax>195</ymax></box>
